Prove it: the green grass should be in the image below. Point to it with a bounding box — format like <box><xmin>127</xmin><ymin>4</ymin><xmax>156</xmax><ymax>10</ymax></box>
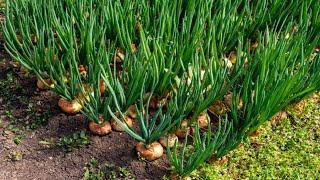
<box><xmin>196</xmin><ymin>95</ymin><xmax>320</xmax><ymax>179</ymax></box>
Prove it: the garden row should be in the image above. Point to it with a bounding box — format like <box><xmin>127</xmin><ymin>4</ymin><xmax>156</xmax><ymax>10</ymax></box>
<box><xmin>2</xmin><ymin>0</ymin><xmax>320</xmax><ymax>179</ymax></box>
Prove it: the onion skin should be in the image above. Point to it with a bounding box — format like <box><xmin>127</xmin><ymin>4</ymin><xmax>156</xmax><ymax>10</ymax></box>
<box><xmin>111</xmin><ymin>116</ymin><xmax>133</xmax><ymax>132</ymax></box>
<box><xmin>208</xmin><ymin>100</ymin><xmax>227</xmax><ymax>115</ymax></box>
<box><xmin>131</xmin><ymin>43</ymin><xmax>138</xmax><ymax>53</ymax></box>
<box><xmin>228</xmin><ymin>51</ymin><xmax>237</xmax><ymax>64</ymax></box>
<box><xmin>126</xmin><ymin>105</ymin><xmax>137</xmax><ymax>119</ymax></box>
<box><xmin>58</xmin><ymin>98</ymin><xmax>83</xmax><ymax>114</ymax></box>
<box><xmin>224</xmin><ymin>92</ymin><xmax>243</xmax><ymax>110</ymax></box>
<box><xmin>114</xmin><ymin>48</ymin><xmax>125</xmax><ymax>62</ymax></box>
<box><xmin>149</xmin><ymin>97</ymin><xmax>159</xmax><ymax>109</ymax></box>
<box><xmin>99</xmin><ymin>80</ymin><xmax>106</xmax><ymax>96</ymax></box>
<box><xmin>175</xmin><ymin>120</ymin><xmax>193</xmax><ymax>139</ymax></box>
<box><xmin>20</xmin><ymin>66</ymin><xmax>29</xmax><ymax>74</ymax></box>
<box><xmin>197</xmin><ymin>112</ymin><xmax>209</xmax><ymax>128</ymax></box>
<box><xmin>89</xmin><ymin>120</ymin><xmax>112</xmax><ymax>136</ymax></box>
<box><xmin>78</xmin><ymin>65</ymin><xmax>88</xmax><ymax>75</ymax></box>
<box><xmin>159</xmin><ymin>134</ymin><xmax>178</xmax><ymax>148</ymax></box>
<box><xmin>136</xmin><ymin>142</ymin><xmax>164</xmax><ymax>161</ymax></box>
<box><xmin>143</xmin><ymin>93</ymin><xmax>160</xmax><ymax>109</ymax></box>
<box><xmin>37</xmin><ymin>78</ymin><xmax>54</xmax><ymax>90</ymax></box>
<box><xmin>250</xmin><ymin>42</ymin><xmax>259</xmax><ymax>51</ymax></box>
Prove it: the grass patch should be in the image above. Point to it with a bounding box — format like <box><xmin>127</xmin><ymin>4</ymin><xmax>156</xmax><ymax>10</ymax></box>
<box><xmin>196</xmin><ymin>95</ymin><xmax>320</xmax><ymax>179</ymax></box>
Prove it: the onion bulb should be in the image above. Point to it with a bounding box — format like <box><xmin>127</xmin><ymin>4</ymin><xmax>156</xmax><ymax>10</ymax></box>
<box><xmin>78</xmin><ymin>65</ymin><xmax>88</xmax><ymax>76</ymax></box>
<box><xmin>159</xmin><ymin>134</ymin><xmax>178</xmax><ymax>148</ymax></box>
<box><xmin>89</xmin><ymin>116</ymin><xmax>112</xmax><ymax>136</ymax></box>
<box><xmin>208</xmin><ymin>101</ymin><xmax>227</xmax><ymax>115</ymax></box>
<box><xmin>126</xmin><ymin>105</ymin><xmax>137</xmax><ymax>119</ymax></box>
<box><xmin>114</xmin><ymin>48</ymin><xmax>125</xmax><ymax>62</ymax></box>
<box><xmin>224</xmin><ymin>92</ymin><xmax>243</xmax><ymax>110</ymax></box>
<box><xmin>20</xmin><ymin>66</ymin><xmax>29</xmax><ymax>74</ymax></box>
<box><xmin>99</xmin><ymin>80</ymin><xmax>106</xmax><ymax>96</ymax></box>
<box><xmin>37</xmin><ymin>78</ymin><xmax>54</xmax><ymax>90</ymax></box>
<box><xmin>175</xmin><ymin>120</ymin><xmax>193</xmax><ymax>139</ymax></box>
<box><xmin>58</xmin><ymin>98</ymin><xmax>83</xmax><ymax>114</ymax></box>
<box><xmin>143</xmin><ymin>93</ymin><xmax>159</xmax><ymax>109</ymax></box>
<box><xmin>250</xmin><ymin>42</ymin><xmax>259</xmax><ymax>51</ymax></box>
<box><xmin>131</xmin><ymin>43</ymin><xmax>138</xmax><ymax>53</ymax></box>
<box><xmin>111</xmin><ymin>115</ymin><xmax>133</xmax><ymax>132</ymax></box>
<box><xmin>136</xmin><ymin>142</ymin><xmax>164</xmax><ymax>161</ymax></box>
<box><xmin>228</xmin><ymin>51</ymin><xmax>237</xmax><ymax>64</ymax></box>
<box><xmin>197</xmin><ymin>112</ymin><xmax>209</xmax><ymax>128</ymax></box>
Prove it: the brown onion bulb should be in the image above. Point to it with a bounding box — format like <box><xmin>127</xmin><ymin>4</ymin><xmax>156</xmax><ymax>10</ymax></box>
<box><xmin>224</xmin><ymin>92</ymin><xmax>243</xmax><ymax>110</ymax></box>
<box><xmin>89</xmin><ymin>117</ymin><xmax>112</xmax><ymax>136</ymax></box>
<box><xmin>159</xmin><ymin>134</ymin><xmax>178</xmax><ymax>148</ymax></box>
<box><xmin>175</xmin><ymin>120</ymin><xmax>193</xmax><ymax>139</ymax></box>
<box><xmin>131</xmin><ymin>43</ymin><xmax>138</xmax><ymax>53</ymax></box>
<box><xmin>114</xmin><ymin>48</ymin><xmax>125</xmax><ymax>62</ymax></box>
<box><xmin>208</xmin><ymin>101</ymin><xmax>227</xmax><ymax>115</ymax></box>
<box><xmin>126</xmin><ymin>105</ymin><xmax>137</xmax><ymax>119</ymax></box>
<box><xmin>78</xmin><ymin>65</ymin><xmax>88</xmax><ymax>74</ymax></box>
<box><xmin>99</xmin><ymin>80</ymin><xmax>106</xmax><ymax>96</ymax></box>
<box><xmin>20</xmin><ymin>66</ymin><xmax>29</xmax><ymax>74</ymax></box>
<box><xmin>58</xmin><ymin>98</ymin><xmax>82</xmax><ymax>114</ymax></box>
<box><xmin>37</xmin><ymin>78</ymin><xmax>54</xmax><ymax>90</ymax></box>
<box><xmin>111</xmin><ymin>115</ymin><xmax>133</xmax><ymax>132</ymax></box>
<box><xmin>228</xmin><ymin>51</ymin><xmax>237</xmax><ymax>64</ymax></box>
<box><xmin>197</xmin><ymin>112</ymin><xmax>209</xmax><ymax>128</ymax></box>
<box><xmin>136</xmin><ymin>142</ymin><xmax>164</xmax><ymax>161</ymax></box>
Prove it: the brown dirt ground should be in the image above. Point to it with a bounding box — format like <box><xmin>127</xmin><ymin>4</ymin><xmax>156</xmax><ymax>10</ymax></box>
<box><xmin>0</xmin><ymin>47</ymin><xmax>168</xmax><ymax>179</ymax></box>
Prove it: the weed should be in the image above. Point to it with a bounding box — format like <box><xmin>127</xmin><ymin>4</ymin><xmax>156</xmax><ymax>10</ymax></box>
<box><xmin>58</xmin><ymin>131</ymin><xmax>90</xmax><ymax>152</ymax></box>
<box><xmin>83</xmin><ymin>158</ymin><xmax>134</xmax><ymax>180</ymax></box>
<box><xmin>10</xmin><ymin>151</ymin><xmax>23</xmax><ymax>161</ymax></box>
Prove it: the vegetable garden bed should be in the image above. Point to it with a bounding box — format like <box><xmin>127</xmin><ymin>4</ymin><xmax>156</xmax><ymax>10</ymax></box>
<box><xmin>1</xmin><ymin>0</ymin><xmax>320</xmax><ymax>179</ymax></box>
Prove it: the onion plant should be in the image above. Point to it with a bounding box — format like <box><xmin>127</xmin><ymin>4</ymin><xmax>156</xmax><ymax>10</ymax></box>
<box><xmin>167</xmin><ymin>121</ymin><xmax>231</xmax><ymax>179</ymax></box>
<box><xmin>217</xmin><ymin>27</ymin><xmax>320</xmax><ymax>157</ymax></box>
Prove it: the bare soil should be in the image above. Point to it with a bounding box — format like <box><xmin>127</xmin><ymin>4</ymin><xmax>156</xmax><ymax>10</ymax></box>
<box><xmin>0</xmin><ymin>49</ymin><xmax>168</xmax><ymax>179</ymax></box>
